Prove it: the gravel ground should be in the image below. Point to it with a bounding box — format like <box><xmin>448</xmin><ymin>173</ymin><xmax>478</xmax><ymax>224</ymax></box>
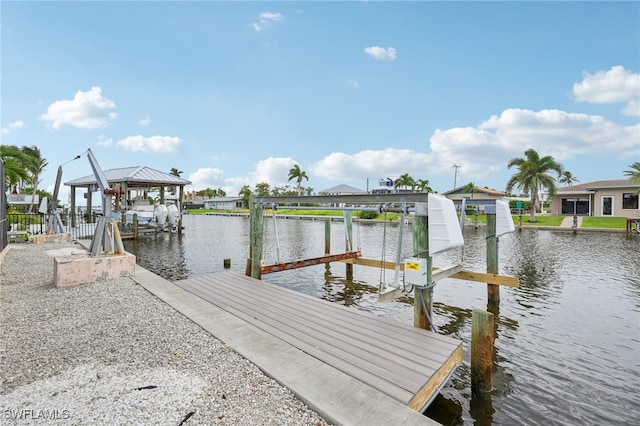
<box><xmin>0</xmin><ymin>242</ymin><xmax>330</xmax><ymax>426</ymax></box>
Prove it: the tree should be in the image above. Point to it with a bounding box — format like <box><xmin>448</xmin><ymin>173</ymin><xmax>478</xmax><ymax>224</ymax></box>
<box><xmin>415</xmin><ymin>179</ymin><xmax>433</xmax><ymax>193</ymax></box>
<box><xmin>624</xmin><ymin>162</ymin><xmax>640</xmax><ymax>194</ymax></box>
<box><xmin>21</xmin><ymin>145</ymin><xmax>48</xmax><ymax>213</ymax></box>
<box><xmin>461</xmin><ymin>182</ymin><xmax>476</xmax><ymax>199</ymax></box>
<box><xmin>254</xmin><ymin>182</ymin><xmax>271</xmax><ymax>197</ymax></box>
<box><xmin>0</xmin><ymin>145</ymin><xmax>29</xmax><ymax>192</ymax></box>
<box><xmin>394</xmin><ymin>173</ymin><xmax>415</xmax><ymax>192</ymax></box>
<box><xmin>238</xmin><ymin>185</ymin><xmax>252</xmax><ymax>208</ymax></box>
<box><xmin>169</xmin><ymin>167</ymin><xmax>183</xmax><ymax>177</ymax></box>
<box><xmin>506</xmin><ymin>148</ymin><xmax>563</xmax><ymax>222</ymax></box>
<box><xmin>287</xmin><ymin>164</ymin><xmax>308</xmax><ymax>196</ymax></box>
<box><xmin>558</xmin><ymin>171</ymin><xmax>579</xmax><ymax>186</ymax></box>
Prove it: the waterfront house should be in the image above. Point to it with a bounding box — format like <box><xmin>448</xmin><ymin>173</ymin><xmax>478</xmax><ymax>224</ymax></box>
<box><xmin>442</xmin><ymin>186</ymin><xmax>508</xmax><ymax>212</ymax></box>
<box><xmin>203</xmin><ymin>197</ymin><xmax>244</xmax><ymax>210</ymax></box>
<box><xmin>318</xmin><ymin>184</ymin><xmax>366</xmax><ymax>195</ymax></box>
<box><xmin>549</xmin><ymin>179</ymin><xmax>639</xmax><ymax>218</ymax></box>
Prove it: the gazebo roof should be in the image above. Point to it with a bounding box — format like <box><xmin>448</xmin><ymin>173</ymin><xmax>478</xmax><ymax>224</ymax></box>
<box><xmin>64</xmin><ymin>166</ymin><xmax>191</xmax><ymax>188</ymax></box>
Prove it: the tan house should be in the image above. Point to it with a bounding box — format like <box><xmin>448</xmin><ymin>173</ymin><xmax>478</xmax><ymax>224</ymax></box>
<box><xmin>442</xmin><ymin>186</ymin><xmax>507</xmax><ymax>211</ymax></box>
<box><xmin>549</xmin><ymin>179</ymin><xmax>639</xmax><ymax>218</ymax></box>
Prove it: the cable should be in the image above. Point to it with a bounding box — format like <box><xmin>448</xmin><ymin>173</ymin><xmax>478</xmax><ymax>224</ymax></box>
<box><xmin>415</xmin><ymin>281</ymin><xmax>439</xmax><ymax>333</ymax></box>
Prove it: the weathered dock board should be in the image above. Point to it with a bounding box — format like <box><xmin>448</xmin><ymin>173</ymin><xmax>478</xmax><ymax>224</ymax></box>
<box><xmin>174</xmin><ymin>270</ymin><xmax>463</xmax><ymax>412</ymax></box>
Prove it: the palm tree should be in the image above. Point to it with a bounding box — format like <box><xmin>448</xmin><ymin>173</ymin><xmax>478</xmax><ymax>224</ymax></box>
<box><xmin>0</xmin><ymin>145</ymin><xmax>29</xmax><ymax>192</ymax></box>
<box><xmin>506</xmin><ymin>148</ymin><xmax>563</xmax><ymax>222</ymax></box>
<box><xmin>394</xmin><ymin>173</ymin><xmax>415</xmax><ymax>192</ymax></box>
<box><xmin>461</xmin><ymin>182</ymin><xmax>476</xmax><ymax>199</ymax></box>
<box><xmin>558</xmin><ymin>171</ymin><xmax>579</xmax><ymax>186</ymax></box>
<box><xmin>415</xmin><ymin>179</ymin><xmax>433</xmax><ymax>193</ymax></box>
<box><xmin>21</xmin><ymin>145</ymin><xmax>48</xmax><ymax>213</ymax></box>
<box><xmin>624</xmin><ymin>162</ymin><xmax>640</xmax><ymax>194</ymax></box>
<box><xmin>169</xmin><ymin>167</ymin><xmax>183</xmax><ymax>177</ymax></box>
<box><xmin>288</xmin><ymin>164</ymin><xmax>308</xmax><ymax>196</ymax></box>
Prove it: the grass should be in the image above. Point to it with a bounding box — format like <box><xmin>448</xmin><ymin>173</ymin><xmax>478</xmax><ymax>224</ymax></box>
<box><xmin>186</xmin><ymin>209</ymin><xmax>628</xmax><ymax>229</ymax></box>
<box><xmin>581</xmin><ymin>216</ymin><xmax>627</xmax><ymax>229</ymax></box>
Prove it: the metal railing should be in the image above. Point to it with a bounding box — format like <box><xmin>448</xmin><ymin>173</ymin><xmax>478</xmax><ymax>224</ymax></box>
<box><xmin>5</xmin><ymin>213</ymin><xmax>98</xmax><ymax>242</ymax></box>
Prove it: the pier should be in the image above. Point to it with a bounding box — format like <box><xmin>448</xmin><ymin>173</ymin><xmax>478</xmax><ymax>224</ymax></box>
<box><xmin>171</xmin><ymin>270</ymin><xmax>462</xmax><ymax>420</ymax></box>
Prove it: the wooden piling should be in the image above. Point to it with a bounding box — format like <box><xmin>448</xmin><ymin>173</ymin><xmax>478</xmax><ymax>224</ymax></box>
<box><xmin>344</xmin><ymin>211</ymin><xmax>353</xmax><ymax>280</ymax></box>
<box><xmin>411</xmin><ymin>211</ymin><xmax>432</xmax><ymax>331</ymax></box>
<box><xmin>324</xmin><ymin>218</ymin><xmax>331</xmax><ymax>255</ymax></box>
<box><xmin>486</xmin><ymin>213</ymin><xmax>500</xmax><ymax>306</ymax></box>
<box><xmin>248</xmin><ymin>198</ymin><xmax>265</xmax><ymax>279</ymax></box>
<box><xmin>133</xmin><ymin>213</ymin><xmax>138</xmax><ymax>240</ymax></box>
<box><xmin>471</xmin><ymin>309</ymin><xmax>494</xmax><ymax>394</ymax></box>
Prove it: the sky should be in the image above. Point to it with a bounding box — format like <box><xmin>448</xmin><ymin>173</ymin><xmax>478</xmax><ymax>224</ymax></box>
<box><xmin>1</xmin><ymin>0</ymin><xmax>639</xmax><ymax>205</ymax></box>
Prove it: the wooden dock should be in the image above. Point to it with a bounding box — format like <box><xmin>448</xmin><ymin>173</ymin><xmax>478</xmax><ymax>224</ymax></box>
<box><xmin>174</xmin><ymin>270</ymin><xmax>463</xmax><ymax>412</ymax></box>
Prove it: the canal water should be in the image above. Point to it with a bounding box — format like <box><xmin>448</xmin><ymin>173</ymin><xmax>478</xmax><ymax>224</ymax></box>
<box><xmin>124</xmin><ymin>214</ymin><xmax>640</xmax><ymax>426</ymax></box>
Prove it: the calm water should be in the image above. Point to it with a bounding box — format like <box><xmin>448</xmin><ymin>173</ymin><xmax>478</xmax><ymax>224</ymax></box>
<box><xmin>124</xmin><ymin>214</ymin><xmax>640</xmax><ymax>426</ymax></box>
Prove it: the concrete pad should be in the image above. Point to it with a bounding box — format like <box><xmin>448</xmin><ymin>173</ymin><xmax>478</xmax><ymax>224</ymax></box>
<box><xmin>53</xmin><ymin>252</ymin><xmax>136</xmax><ymax>288</ymax></box>
<box><xmin>31</xmin><ymin>233</ymin><xmax>72</xmax><ymax>244</ymax></box>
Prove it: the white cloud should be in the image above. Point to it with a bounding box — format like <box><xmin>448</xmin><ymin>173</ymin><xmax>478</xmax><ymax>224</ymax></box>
<box><xmin>430</xmin><ymin>108</ymin><xmax>640</xmax><ymax>180</ymax></box>
<box><xmin>252</xmin><ymin>12</ymin><xmax>284</xmax><ymax>31</ymax></box>
<box><xmin>138</xmin><ymin>115</ymin><xmax>151</xmax><ymax>127</ymax></box>
<box><xmin>40</xmin><ymin>86</ymin><xmax>117</xmax><ymax>129</ymax></box>
<box><xmin>364</xmin><ymin>46</ymin><xmax>397</xmax><ymax>61</ymax></box>
<box><xmin>251</xmin><ymin>157</ymin><xmax>296</xmax><ymax>185</ymax></box>
<box><xmin>1</xmin><ymin>120</ymin><xmax>25</xmax><ymax>135</ymax></box>
<box><xmin>188</xmin><ymin>167</ymin><xmax>226</xmax><ymax>191</ymax></box>
<box><xmin>96</xmin><ymin>135</ymin><xmax>113</xmax><ymax>147</ymax></box>
<box><xmin>311</xmin><ymin>148</ymin><xmax>433</xmax><ymax>183</ymax></box>
<box><xmin>573</xmin><ymin>66</ymin><xmax>640</xmax><ymax>116</ymax></box>
<box><xmin>115</xmin><ymin>135</ymin><xmax>181</xmax><ymax>153</ymax></box>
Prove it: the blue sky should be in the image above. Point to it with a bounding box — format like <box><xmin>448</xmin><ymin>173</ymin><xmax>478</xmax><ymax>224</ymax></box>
<box><xmin>2</xmin><ymin>1</ymin><xmax>639</xmax><ymax>204</ymax></box>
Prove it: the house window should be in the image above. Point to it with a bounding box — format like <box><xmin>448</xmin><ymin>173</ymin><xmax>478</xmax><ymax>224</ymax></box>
<box><xmin>622</xmin><ymin>193</ymin><xmax>639</xmax><ymax>210</ymax></box>
<box><xmin>561</xmin><ymin>197</ymin><xmax>589</xmax><ymax>215</ymax></box>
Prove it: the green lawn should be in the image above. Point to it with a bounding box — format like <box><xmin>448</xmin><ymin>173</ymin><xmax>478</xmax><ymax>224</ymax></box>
<box><xmin>581</xmin><ymin>216</ymin><xmax>627</xmax><ymax>229</ymax></box>
<box><xmin>187</xmin><ymin>209</ymin><xmax>628</xmax><ymax>229</ymax></box>
<box><xmin>466</xmin><ymin>214</ymin><xmax>564</xmax><ymax>226</ymax></box>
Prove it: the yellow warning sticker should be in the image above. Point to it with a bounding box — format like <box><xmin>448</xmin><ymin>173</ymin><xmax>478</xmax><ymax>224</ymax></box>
<box><xmin>406</xmin><ymin>262</ymin><xmax>420</xmax><ymax>271</ymax></box>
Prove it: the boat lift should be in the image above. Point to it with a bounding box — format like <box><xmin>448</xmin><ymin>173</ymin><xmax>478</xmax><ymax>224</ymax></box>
<box><xmin>86</xmin><ymin>148</ymin><xmax>126</xmax><ymax>256</ymax></box>
<box><xmin>248</xmin><ymin>193</ymin><xmax>517</xmax><ymax>303</ymax></box>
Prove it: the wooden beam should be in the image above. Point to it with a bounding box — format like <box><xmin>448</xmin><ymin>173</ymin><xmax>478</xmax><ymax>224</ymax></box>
<box><xmin>449</xmin><ymin>270</ymin><xmax>519</xmax><ymax>287</ymax></box>
<box><xmin>261</xmin><ymin>251</ymin><xmax>362</xmax><ymax>274</ymax></box>
<box><xmin>338</xmin><ymin>258</ymin><xmax>519</xmax><ymax>287</ymax></box>
<box><xmin>339</xmin><ymin>257</ymin><xmax>404</xmax><ymax>270</ymax></box>
<box><xmin>408</xmin><ymin>344</ymin><xmax>463</xmax><ymax>411</ymax></box>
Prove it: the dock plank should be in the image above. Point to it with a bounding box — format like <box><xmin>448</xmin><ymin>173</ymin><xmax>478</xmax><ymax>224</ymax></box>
<box><xmin>174</xmin><ymin>270</ymin><xmax>462</xmax><ymax>411</ymax></box>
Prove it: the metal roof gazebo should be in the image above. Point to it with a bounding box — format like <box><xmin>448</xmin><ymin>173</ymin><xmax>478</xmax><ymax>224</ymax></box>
<box><xmin>64</xmin><ymin>166</ymin><xmax>191</xmax><ymax>233</ymax></box>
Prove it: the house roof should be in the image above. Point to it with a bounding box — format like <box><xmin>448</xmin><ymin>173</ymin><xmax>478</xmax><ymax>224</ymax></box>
<box><xmin>556</xmin><ymin>179</ymin><xmax>637</xmax><ymax>194</ymax></box>
<box><xmin>442</xmin><ymin>186</ymin><xmax>505</xmax><ymax>196</ymax></box>
<box><xmin>64</xmin><ymin>166</ymin><xmax>192</xmax><ymax>188</ymax></box>
<box><xmin>319</xmin><ymin>184</ymin><xmax>366</xmax><ymax>194</ymax></box>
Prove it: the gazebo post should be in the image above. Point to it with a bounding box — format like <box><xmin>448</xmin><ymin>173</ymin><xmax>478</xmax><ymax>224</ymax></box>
<box><xmin>70</xmin><ymin>186</ymin><xmax>77</xmax><ymax>227</ymax></box>
<box><xmin>178</xmin><ymin>185</ymin><xmax>184</xmax><ymax>234</ymax></box>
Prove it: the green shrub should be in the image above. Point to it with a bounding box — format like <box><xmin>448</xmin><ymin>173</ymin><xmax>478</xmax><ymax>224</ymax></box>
<box><xmin>358</xmin><ymin>210</ymin><xmax>379</xmax><ymax>220</ymax></box>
